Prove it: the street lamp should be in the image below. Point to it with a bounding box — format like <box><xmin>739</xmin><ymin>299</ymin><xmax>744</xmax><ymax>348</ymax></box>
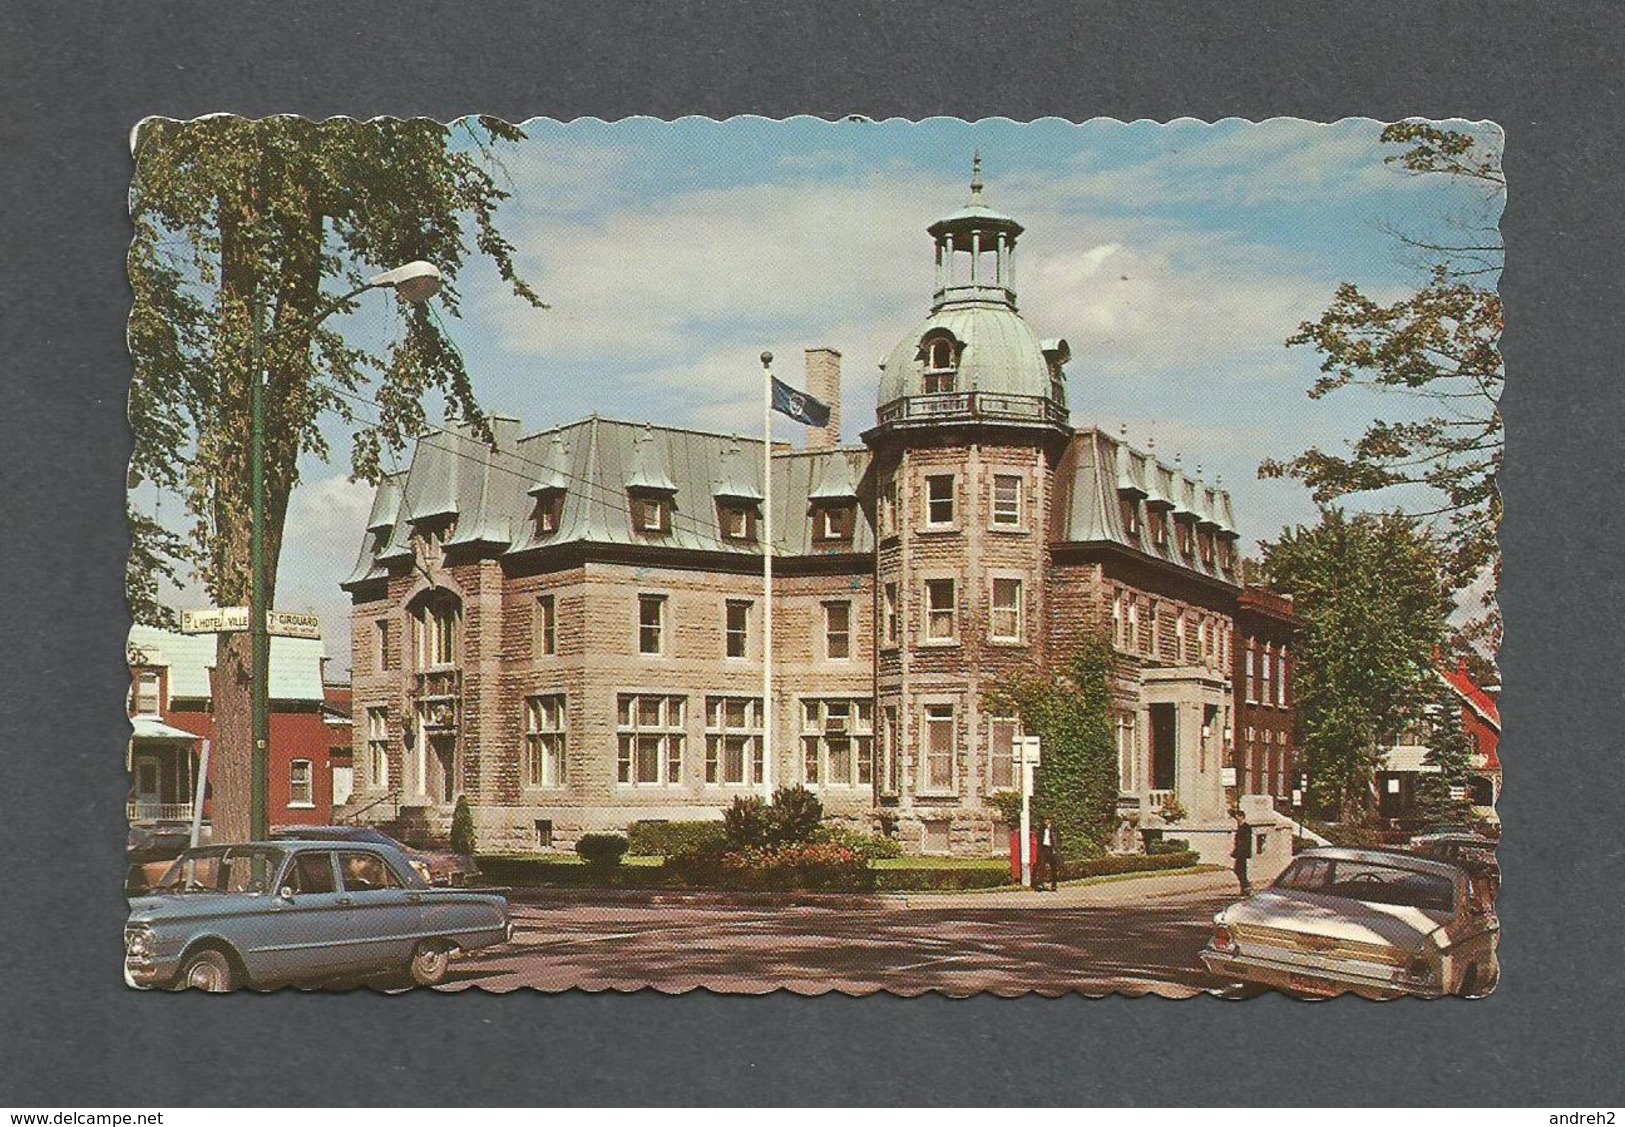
<box><xmin>248</xmin><ymin>261</ymin><xmax>443</xmax><ymax>841</ymax></box>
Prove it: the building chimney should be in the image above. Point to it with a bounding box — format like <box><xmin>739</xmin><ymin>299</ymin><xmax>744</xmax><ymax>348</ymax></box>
<box><xmin>804</xmin><ymin>347</ymin><xmax>842</xmax><ymax>449</ymax></box>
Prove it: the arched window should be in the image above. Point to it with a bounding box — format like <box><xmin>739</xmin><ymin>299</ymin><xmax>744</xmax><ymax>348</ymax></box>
<box><xmin>409</xmin><ymin>589</ymin><xmax>462</xmax><ymax>670</ymax></box>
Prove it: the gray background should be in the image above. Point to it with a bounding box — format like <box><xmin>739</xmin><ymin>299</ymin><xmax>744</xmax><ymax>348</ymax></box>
<box><xmin>1</xmin><ymin>0</ymin><xmax>1619</xmax><ymax>1106</ymax></box>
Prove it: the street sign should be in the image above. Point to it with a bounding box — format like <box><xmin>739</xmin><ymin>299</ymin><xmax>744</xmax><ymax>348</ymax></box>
<box><xmin>181</xmin><ymin>607</ymin><xmax>249</xmax><ymax>634</ymax></box>
<box><xmin>180</xmin><ymin>607</ymin><xmax>321</xmax><ymax>639</ymax></box>
<box><xmin>1016</xmin><ymin>736</ymin><xmax>1042</xmax><ymax>766</ymax></box>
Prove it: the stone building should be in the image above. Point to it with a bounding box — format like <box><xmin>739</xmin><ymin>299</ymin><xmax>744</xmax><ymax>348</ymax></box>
<box><xmin>342</xmin><ymin>164</ymin><xmax>1296</xmax><ymax>860</ymax></box>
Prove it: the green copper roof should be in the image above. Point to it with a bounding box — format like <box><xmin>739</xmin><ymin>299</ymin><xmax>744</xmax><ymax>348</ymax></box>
<box><xmin>878</xmin><ymin>303</ymin><xmax>1062</xmax><ymax>407</ymax></box>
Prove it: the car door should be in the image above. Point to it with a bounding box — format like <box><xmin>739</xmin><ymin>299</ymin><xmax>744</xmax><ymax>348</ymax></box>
<box><xmin>252</xmin><ymin>849</ymin><xmax>353</xmax><ymax>983</ymax></box>
<box><xmin>334</xmin><ymin>849</ymin><xmax>426</xmax><ymax>975</ymax></box>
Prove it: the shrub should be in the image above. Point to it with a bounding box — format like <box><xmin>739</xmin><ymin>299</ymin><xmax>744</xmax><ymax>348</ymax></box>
<box><xmin>575</xmin><ymin>833</ymin><xmax>629</xmax><ymax>867</ymax></box>
<box><xmin>723</xmin><ymin>796</ymin><xmax>772</xmax><ymax>851</ymax></box>
<box><xmin>766</xmin><ymin>784</ymin><xmax>824</xmax><ymax>846</ymax></box>
<box><xmin>627</xmin><ymin>820</ymin><xmax>725</xmax><ymax>858</ymax></box>
<box><xmin>720</xmin><ymin>841</ymin><xmax>871</xmax><ymax>892</ymax></box>
<box><xmin>1147</xmin><ymin>837</ymin><xmax>1190</xmax><ymax>856</ymax></box>
<box><xmin>876</xmin><ymin>811</ymin><xmax>900</xmax><ymax>839</ymax></box>
<box><xmin>871</xmin><ymin>865</ymin><xmax>1011</xmax><ymax>892</ymax></box>
<box><xmin>449</xmin><ymin>795</ymin><xmax>475</xmax><ymax>856</ymax></box>
<box><xmin>815</xmin><ymin>825</ymin><xmax>903</xmax><ymax>861</ymax></box>
<box><xmin>1158</xmin><ymin>794</ymin><xmax>1189</xmax><ymax>824</ymax></box>
<box><xmin>989</xmin><ymin>791</ymin><xmax>1024</xmax><ymax>829</ymax></box>
<box><xmin>1056</xmin><ymin>850</ymin><xmax>1199</xmax><ymax>881</ymax></box>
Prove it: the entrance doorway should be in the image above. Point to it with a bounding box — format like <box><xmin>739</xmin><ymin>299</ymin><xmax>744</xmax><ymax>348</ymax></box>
<box><xmin>1149</xmin><ymin>703</ymin><xmax>1177</xmax><ymax>792</ymax></box>
<box><xmin>427</xmin><ymin>735</ymin><xmax>456</xmax><ymax>804</ymax></box>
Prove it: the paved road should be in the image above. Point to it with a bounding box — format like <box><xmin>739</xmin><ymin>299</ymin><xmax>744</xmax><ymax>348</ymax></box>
<box><xmin>442</xmin><ymin>877</ymin><xmax>1239</xmax><ymax>996</ymax></box>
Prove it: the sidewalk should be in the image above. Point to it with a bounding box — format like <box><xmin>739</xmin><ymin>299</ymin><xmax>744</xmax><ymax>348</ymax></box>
<box><xmin>884</xmin><ymin>866</ymin><xmax>1239</xmax><ymax>910</ymax></box>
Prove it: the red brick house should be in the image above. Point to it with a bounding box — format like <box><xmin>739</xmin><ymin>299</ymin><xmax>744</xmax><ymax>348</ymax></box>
<box><xmin>126</xmin><ymin>624</ymin><xmax>351</xmax><ymax>831</ymax></box>
<box><xmin>1232</xmin><ymin>588</ymin><xmax>1300</xmax><ymax>804</ymax></box>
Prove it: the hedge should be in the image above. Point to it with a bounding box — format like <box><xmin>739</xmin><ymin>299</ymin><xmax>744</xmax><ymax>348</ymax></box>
<box><xmin>626</xmin><ymin>820</ymin><xmax>726</xmax><ymax>858</ymax></box>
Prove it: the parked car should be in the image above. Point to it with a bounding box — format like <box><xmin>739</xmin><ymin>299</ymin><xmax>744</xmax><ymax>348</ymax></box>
<box><xmin>125</xmin><ymin>841</ymin><xmax>512</xmax><ymax>992</ymax></box>
<box><xmin>269</xmin><ymin>824</ymin><xmax>480</xmax><ymax>887</ymax></box>
<box><xmin>1407</xmin><ymin>832</ymin><xmax>1500</xmax><ymax>902</ymax></box>
<box><xmin>126</xmin><ymin>821</ymin><xmax>197</xmax><ymax>896</ymax></box>
<box><xmin>1200</xmin><ymin>846</ymin><xmax>1499</xmax><ymax>999</ymax></box>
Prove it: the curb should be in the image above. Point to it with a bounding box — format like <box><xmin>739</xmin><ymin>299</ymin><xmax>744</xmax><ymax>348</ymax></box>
<box><xmin>504</xmin><ymin>885</ymin><xmax>893</xmax><ymax>910</ymax></box>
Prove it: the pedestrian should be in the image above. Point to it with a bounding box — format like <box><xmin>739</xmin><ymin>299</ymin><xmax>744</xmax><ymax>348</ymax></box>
<box><xmin>1231</xmin><ymin>808</ymin><xmax>1253</xmax><ymax>895</ymax></box>
<box><xmin>1038</xmin><ymin>816</ymin><xmax>1060</xmax><ymax>891</ymax></box>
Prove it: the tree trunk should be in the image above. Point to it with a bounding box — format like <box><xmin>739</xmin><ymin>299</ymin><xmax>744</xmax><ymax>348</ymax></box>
<box><xmin>211</xmin><ymin>631</ymin><xmax>253</xmax><ymax>843</ymax></box>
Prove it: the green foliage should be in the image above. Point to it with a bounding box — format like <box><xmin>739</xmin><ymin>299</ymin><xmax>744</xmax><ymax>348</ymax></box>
<box><xmin>814</xmin><ymin>826</ymin><xmax>903</xmax><ymax>861</ymax></box>
<box><xmin>1262</xmin><ymin>509</ymin><xmax>1451</xmax><ymax>822</ymax></box>
<box><xmin>988</xmin><ymin>791</ymin><xmax>1024</xmax><ymax>830</ymax></box>
<box><xmin>722</xmin><ymin>796</ymin><xmax>771</xmax><ymax>851</ymax></box>
<box><xmin>626</xmin><ymin>820</ymin><xmax>726</xmax><ymax>858</ymax></box>
<box><xmin>983</xmin><ymin>630</ymin><xmax>1121</xmax><ymax>855</ymax></box>
<box><xmin>1261</xmin><ymin>123</ymin><xmax>1503</xmax><ymax>600</ymax></box>
<box><xmin>449</xmin><ymin>795</ymin><xmax>475</xmax><ymax>856</ymax></box>
<box><xmin>766</xmin><ymin>784</ymin><xmax>824</xmax><ymax>845</ymax></box>
<box><xmin>1147</xmin><ymin>837</ymin><xmax>1190</xmax><ymax>856</ymax></box>
<box><xmin>876</xmin><ymin>811</ymin><xmax>900</xmax><ymax>839</ymax></box>
<box><xmin>719</xmin><ymin>842</ymin><xmax>872</xmax><ymax>892</ymax></box>
<box><xmin>574</xmin><ymin>833</ymin><xmax>629</xmax><ymax>867</ymax></box>
<box><xmin>1413</xmin><ymin>680</ymin><xmax>1479</xmax><ymax>825</ymax></box>
<box><xmin>1158</xmin><ymin>794</ymin><xmax>1188</xmax><ymax>825</ymax></box>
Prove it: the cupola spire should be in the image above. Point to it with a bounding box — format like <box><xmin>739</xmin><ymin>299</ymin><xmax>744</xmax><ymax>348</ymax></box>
<box><xmin>927</xmin><ymin>155</ymin><xmax>1024</xmax><ymax>313</ymax></box>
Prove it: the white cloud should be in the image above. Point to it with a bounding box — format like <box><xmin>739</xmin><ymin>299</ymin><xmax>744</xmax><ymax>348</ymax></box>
<box><xmin>276</xmin><ymin>472</ymin><xmax>376</xmax><ymax>669</ymax></box>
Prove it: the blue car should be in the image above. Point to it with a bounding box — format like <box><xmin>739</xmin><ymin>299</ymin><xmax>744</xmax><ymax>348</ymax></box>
<box><xmin>125</xmin><ymin>840</ymin><xmax>512</xmax><ymax>991</ymax></box>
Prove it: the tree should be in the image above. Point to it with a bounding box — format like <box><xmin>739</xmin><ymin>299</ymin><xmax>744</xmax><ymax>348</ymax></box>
<box><xmin>1260</xmin><ymin>123</ymin><xmax>1504</xmax><ymax>593</ymax></box>
<box><xmin>984</xmin><ymin>631</ymin><xmax>1120</xmax><ymax>856</ymax></box>
<box><xmin>128</xmin><ymin>116</ymin><xmax>546</xmax><ymax>840</ymax></box>
<box><xmin>1261</xmin><ymin>509</ymin><xmax>1452</xmax><ymax>822</ymax></box>
<box><xmin>449</xmin><ymin>794</ymin><xmax>476</xmax><ymax>857</ymax></box>
<box><xmin>1412</xmin><ymin>679</ymin><xmax>1477</xmax><ymax>827</ymax></box>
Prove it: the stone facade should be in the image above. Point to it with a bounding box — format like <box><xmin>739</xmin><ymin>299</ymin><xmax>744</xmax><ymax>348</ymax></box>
<box><xmin>341</xmin><ymin>168</ymin><xmax>1298</xmax><ymax>857</ymax></box>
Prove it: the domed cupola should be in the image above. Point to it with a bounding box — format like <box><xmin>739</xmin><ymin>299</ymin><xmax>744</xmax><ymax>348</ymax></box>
<box><xmin>873</xmin><ymin>155</ymin><xmax>1071</xmax><ymax>437</ymax></box>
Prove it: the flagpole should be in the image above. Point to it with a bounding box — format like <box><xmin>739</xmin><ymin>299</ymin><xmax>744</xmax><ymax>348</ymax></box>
<box><xmin>760</xmin><ymin>351</ymin><xmax>775</xmax><ymax>801</ymax></box>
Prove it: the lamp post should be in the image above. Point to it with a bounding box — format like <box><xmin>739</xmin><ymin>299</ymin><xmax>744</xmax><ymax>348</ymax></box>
<box><xmin>248</xmin><ymin>261</ymin><xmax>443</xmax><ymax>841</ymax></box>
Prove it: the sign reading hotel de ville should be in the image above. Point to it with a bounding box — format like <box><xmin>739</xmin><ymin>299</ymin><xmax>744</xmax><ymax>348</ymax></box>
<box><xmin>125</xmin><ymin>115</ymin><xmax>1503</xmax><ymax>998</ymax></box>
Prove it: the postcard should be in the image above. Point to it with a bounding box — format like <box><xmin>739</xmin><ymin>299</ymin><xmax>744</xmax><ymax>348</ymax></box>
<box><xmin>124</xmin><ymin>115</ymin><xmax>1502</xmax><ymax>997</ymax></box>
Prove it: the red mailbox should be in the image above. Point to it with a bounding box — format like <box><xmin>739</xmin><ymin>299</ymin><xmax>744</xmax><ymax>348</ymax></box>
<box><xmin>1008</xmin><ymin>831</ymin><xmax>1040</xmax><ymax>884</ymax></box>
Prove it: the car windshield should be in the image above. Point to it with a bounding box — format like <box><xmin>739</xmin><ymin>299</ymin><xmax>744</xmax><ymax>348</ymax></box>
<box><xmin>1274</xmin><ymin>857</ymin><xmax>1455</xmax><ymax>913</ymax></box>
<box><xmin>156</xmin><ymin>846</ymin><xmax>285</xmax><ymax>895</ymax></box>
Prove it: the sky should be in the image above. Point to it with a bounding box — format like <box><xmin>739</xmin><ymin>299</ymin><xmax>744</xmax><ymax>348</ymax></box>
<box><xmin>146</xmin><ymin>116</ymin><xmax>1504</xmax><ymax>672</ymax></box>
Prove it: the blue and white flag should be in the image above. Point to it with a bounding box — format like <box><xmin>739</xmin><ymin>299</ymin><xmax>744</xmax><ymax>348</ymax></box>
<box><xmin>770</xmin><ymin>375</ymin><xmax>832</xmax><ymax>428</ymax></box>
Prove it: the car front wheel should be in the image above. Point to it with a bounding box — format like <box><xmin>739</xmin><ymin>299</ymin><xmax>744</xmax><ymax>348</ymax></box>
<box><xmin>408</xmin><ymin>940</ymin><xmax>453</xmax><ymax>987</ymax></box>
<box><xmin>174</xmin><ymin>948</ymin><xmax>237</xmax><ymax>993</ymax></box>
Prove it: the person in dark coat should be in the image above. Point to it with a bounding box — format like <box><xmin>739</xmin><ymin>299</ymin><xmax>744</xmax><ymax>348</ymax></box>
<box><xmin>1037</xmin><ymin>816</ymin><xmax>1060</xmax><ymax>891</ymax></box>
<box><xmin>1231</xmin><ymin>808</ymin><xmax>1253</xmax><ymax>895</ymax></box>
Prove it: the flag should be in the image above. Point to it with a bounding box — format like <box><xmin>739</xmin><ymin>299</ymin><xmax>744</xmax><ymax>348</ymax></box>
<box><xmin>770</xmin><ymin>375</ymin><xmax>832</xmax><ymax>428</ymax></box>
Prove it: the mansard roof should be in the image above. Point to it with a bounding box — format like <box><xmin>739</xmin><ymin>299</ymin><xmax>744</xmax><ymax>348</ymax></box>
<box><xmin>345</xmin><ymin>415</ymin><xmax>874</xmax><ymax>587</ymax></box>
<box><xmin>1052</xmin><ymin>427</ymin><xmax>1241</xmax><ymax>587</ymax></box>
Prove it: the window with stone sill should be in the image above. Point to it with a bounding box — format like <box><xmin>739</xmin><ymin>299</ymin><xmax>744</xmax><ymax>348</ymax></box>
<box><xmin>991</xmin><ymin>474</ymin><xmax>1022</xmax><ymax>527</ymax></box>
<box><xmin>924</xmin><ymin>578</ymin><xmax>956</xmax><ymax>642</ymax></box>
<box><xmin>638</xmin><ymin>594</ymin><xmax>667</xmax><ymax>656</ymax></box>
<box><xmin>535</xmin><ymin>594</ymin><xmax>556</xmax><ymax>656</ymax></box>
<box><xmin>925</xmin><ymin>474</ymin><xmax>955</xmax><ymax>526</ymax></box>
<box><xmin>922</xmin><ymin>703</ymin><xmax>956</xmax><ymax>792</ymax></box>
<box><xmin>375</xmin><ymin>618</ymin><xmax>396</xmax><ymax>671</ymax></box>
<box><xmin>801</xmin><ymin>698</ymin><xmax>873</xmax><ymax>787</ymax></box>
<box><xmin>988</xmin><ymin>716</ymin><xmax>1018</xmax><ymax>791</ymax></box>
<box><xmin>616</xmin><ymin>693</ymin><xmax>686</xmax><ymax>785</ymax></box>
<box><xmin>725</xmin><ymin>599</ymin><xmax>750</xmax><ymax>659</ymax></box>
<box><xmin>990</xmin><ymin>577</ymin><xmax>1024</xmax><ymax>642</ymax></box>
<box><xmin>824</xmin><ymin>600</ymin><xmax>851</xmax><ymax>660</ymax></box>
<box><xmin>705</xmin><ymin>696</ymin><xmax>763</xmax><ymax>786</ymax></box>
<box><xmin>881</xmin><ymin>582</ymin><xmax>900</xmax><ymax>647</ymax></box>
<box><xmin>524</xmin><ymin>694</ymin><xmax>566</xmax><ymax>787</ymax></box>
<box><xmin>366</xmin><ymin>707</ymin><xmax>389</xmax><ymax>790</ymax></box>
<box><xmin>878</xmin><ymin>476</ymin><xmax>899</xmax><ymax>537</ymax></box>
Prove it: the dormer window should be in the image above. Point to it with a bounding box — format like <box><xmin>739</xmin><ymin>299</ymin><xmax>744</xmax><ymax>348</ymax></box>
<box><xmin>1149</xmin><ymin>508</ymin><xmax>1169</xmax><ymax>547</ymax></box>
<box><xmin>815</xmin><ymin>502</ymin><xmax>855</xmax><ymax>543</ymax></box>
<box><xmin>1198</xmin><ymin>528</ymin><xmax>1215</xmax><ymax>566</ymax></box>
<box><xmin>1120</xmin><ymin>495</ymin><xmax>1141</xmax><ymax>537</ymax></box>
<box><xmin>532</xmin><ymin>492</ymin><xmax>564</xmax><ymax>536</ymax></box>
<box><xmin>718</xmin><ymin>501</ymin><xmax>757</xmax><ymax>542</ymax></box>
<box><xmin>129</xmin><ymin>668</ymin><xmax>162</xmax><ymax>717</ymax></box>
<box><xmin>921</xmin><ymin>333</ymin><xmax>959</xmax><ymax>394</ymax></box>
<box><xmin>630</xmin><ymin>492</ymin><xmax>672</xmax><ymax>535</ymax></box>
<box><xmin>1177</xmin><ymin>518</ymin><xmax>1195</xmax><ymax>559</ymax></box>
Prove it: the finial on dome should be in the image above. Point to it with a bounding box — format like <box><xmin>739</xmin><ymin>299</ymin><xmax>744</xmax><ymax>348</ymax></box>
<box><xmin>970</xmin><ymin>151</ymin><xmax>984</xmax><ymax>203</ymax></box>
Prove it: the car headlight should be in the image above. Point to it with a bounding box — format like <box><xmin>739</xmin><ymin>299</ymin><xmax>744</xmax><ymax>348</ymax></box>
<box><xmin>1211</xmin><ymin>922</ymin><xmax>1237</xmax><ymax>954</ymax></box>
